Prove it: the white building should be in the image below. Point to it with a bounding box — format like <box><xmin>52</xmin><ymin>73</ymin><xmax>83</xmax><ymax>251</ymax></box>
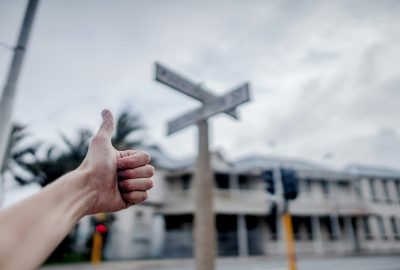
<box><xmin>85</xmin><ymin>148</ymin><xmax>400</xmax><ymax>259</ymax></box>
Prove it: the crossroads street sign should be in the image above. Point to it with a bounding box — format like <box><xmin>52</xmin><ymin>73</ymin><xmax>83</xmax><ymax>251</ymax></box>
<box><xmin>154</xmin><ymin>62</ymin><xmax>251</xmax><ymax>270</ymax></box>
<box><xmin>155</xmin><ymin>62</ymin><xmax>238</xmax><ymax>119</ymax></box>
<box><xmin>167</xmin><ymin>83</ymin><xmax>250</xmax><ymax>135</ymax></box>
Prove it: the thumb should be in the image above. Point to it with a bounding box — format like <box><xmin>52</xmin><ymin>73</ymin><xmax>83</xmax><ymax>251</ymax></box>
<box><xmin>96</xmin><ymin>109</ymin><xmax>115</xmax><ymax>139</ymax></box>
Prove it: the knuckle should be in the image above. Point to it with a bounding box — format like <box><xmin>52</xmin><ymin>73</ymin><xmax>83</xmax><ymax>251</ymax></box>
<box><xmin>127</xmin><ymin>169</ymin><xmax>136</xmax><ymax>179</ymax></box>
<box><xmin>120</xmin><ymin>180</ymin><xmax>129</xmax><ymax>190</ymax></box>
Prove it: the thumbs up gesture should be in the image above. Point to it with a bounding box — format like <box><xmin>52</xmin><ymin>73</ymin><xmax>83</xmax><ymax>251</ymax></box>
<box><xmin>78</xmin><ymin>110</ymin><xmax>154</xmax><ymax>214</ymax></box>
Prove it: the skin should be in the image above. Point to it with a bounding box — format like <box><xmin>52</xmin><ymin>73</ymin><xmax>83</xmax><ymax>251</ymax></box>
<box><xmin>0</xmin><ymin>110</ymin><xmax>154</xmax><ymax>270</ymax></box>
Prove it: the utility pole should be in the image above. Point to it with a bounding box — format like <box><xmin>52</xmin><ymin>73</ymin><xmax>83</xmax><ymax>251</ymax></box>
<box><xmin>155</xmin><ymin>63</ymin><xmax>250</xmax><ymax>270</ymax></box>
<box><xmin>0</xmin><ymin>0</ymin><xmax>40</xmax><ymax>173</ymax></box>
<box><xmin>280</xmin><ymin>169</ymin><xmax>299</xmax><ymax>270</ymax></box>
<box><xmin>283</xmin><ymin>200</ymin><xmax>296</xmax><ymax>270</ymax></box>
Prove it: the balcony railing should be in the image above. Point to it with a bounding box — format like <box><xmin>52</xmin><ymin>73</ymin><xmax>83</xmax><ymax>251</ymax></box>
<box><xmin>161</xmin><ymin>188</ymin><xmax>269</xmax><ymax>214</ymax></box>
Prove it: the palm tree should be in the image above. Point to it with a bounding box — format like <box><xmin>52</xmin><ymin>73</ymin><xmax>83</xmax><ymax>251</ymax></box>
<box><xmin>35</xmin><ymin>128</ymin><xmax>93</xmax><ymax>186</ymax></box>
<box><xmin>112</xmin><ymin>110</ymin><xmax>143</xmax><ymax>150</ymax></box>
<box><xmin>1</xmin><ymin>123</ymin><xmax>41</xmax><ymax>185</ymax></box>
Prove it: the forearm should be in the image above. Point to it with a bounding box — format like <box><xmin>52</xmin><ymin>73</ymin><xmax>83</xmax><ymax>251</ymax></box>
<box><xmin>0</xmin><ymin>110</ymin><xmax>154</xmax><ymax>270</ymax></box>
<box><xmin>0</xmin><ymin>169</ymin><xmax>94</xmax><ymax>270</ymax></box>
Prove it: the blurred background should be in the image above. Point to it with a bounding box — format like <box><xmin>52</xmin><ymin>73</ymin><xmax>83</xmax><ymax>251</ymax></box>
<box><xmin>1</xmin><ymin>1</ymin><xmax>400</xmax><ymax>269</ymax></box>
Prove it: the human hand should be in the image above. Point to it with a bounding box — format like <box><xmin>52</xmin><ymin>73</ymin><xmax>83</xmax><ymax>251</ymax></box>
<box><xmin>78</xmin><ymin>110</ymin><xmax>154</xmax><ymax>214</ymax></box>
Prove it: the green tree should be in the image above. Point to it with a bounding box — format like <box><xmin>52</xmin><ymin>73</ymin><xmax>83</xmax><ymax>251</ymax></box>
<box><xmin>112</xmin><ymin>110</ymin><xmax>143</xmax><ymax>150</ymax></box>
<box><xmin>1</xmin><ymin>123</ymin><xmax>41</xmax><ymax>185</ymax></box>
<box><xmin>37</xmin><ymin>129</ymin><xmax>92</xmax><ymax>187</ymax></box>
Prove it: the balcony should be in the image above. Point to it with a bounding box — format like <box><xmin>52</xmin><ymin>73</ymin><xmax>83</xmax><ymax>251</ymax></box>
<box><xmin>160</xmin><ymin>188</ymin><xmax>270</xmax><ymax>215</ymax></box>
<box><xmin>291</xmin><ymin>193</ymin><xmax>371</xmax><ymax>215</ymax></box>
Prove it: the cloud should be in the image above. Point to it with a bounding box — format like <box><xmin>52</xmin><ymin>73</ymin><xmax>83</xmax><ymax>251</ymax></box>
<box><xmin>0</xmin><ymin>0</ymin><xmax>400</xmax><ymax>170</ymax></box>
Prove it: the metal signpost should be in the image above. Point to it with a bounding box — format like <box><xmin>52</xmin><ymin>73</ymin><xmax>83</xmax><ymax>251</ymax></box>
<box><xmin>155</xmin><ymin>63</ymin><xmax>250</xmax><ymax>270</ymax></box>
<box><xmin>0</xmin><ymin>0</ymin><xmax>40</xmax><ymax>206</ymax></box>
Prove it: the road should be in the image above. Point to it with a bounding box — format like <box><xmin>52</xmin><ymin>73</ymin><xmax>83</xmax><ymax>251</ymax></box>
<box><xmin>41</xmin><ymin>255</ymin><xmax>400</xmax><ymax>270</ymax></box>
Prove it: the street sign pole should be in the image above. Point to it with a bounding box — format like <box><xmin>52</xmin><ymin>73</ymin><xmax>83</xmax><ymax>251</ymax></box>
<box><xmin>154</xmin><ymin>63</ymin><xmax>250</xmax><ymax>270</ymax></box>
<box><xmin>194</xmin><ymin>119</ymin><xmax>215</xmax><ymax>270</ymax></box>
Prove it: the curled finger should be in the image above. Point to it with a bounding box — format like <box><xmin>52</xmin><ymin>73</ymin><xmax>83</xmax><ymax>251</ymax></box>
<box><xmin>117</xmin><ymin>151</ymin><xmax>150</xmax><ymax>169</ymax></box>
<box><xmin>118</xmin><ymin>178</ymin><xmax>153</xmax><ymax>192</ymax></box>
<box><xmin>122</xmin><ymin>191</ymin><xmax>148</xmax><ymax>205</ymax></box>
<box><xmin>118</xmin><ymin>165</ymin><xmax>155</xmax><ymax>179</ymax></box>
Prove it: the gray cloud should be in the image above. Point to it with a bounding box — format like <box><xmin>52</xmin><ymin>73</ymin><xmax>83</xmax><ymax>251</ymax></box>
<box><xmin>0</xmin><ymin>0</ymin><xmax>400</xmax><ymax>169</ymax></box>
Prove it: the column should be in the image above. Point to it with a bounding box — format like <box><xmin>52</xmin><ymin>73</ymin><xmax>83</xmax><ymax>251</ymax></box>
<box><xmin>150</xmin><ymin>214</ymin><xmax>165</xmax><ymax>258</ymax></box>
<box><xmin>229</xmin><ymin>173</ymin><xmax>239</xmax><ymax>196</ymax></box>
<box><xmin>237</xmin><ymin>215</ymin><xmax>249</xmax><ymax>256</ymax></box>
<box><xmin>345</xmin><ymin>216</ymin><xmax>357</xmax><ymax>253</ymax></box>
<box><xmin>330</xmin><ymin>214</ymin><xmax>342</xmax><ymax>254</ymax></box>
<box><xmin>311</xmin><ymin>216</ymin><xmax>324</xmax><ymax>255</ymax></box>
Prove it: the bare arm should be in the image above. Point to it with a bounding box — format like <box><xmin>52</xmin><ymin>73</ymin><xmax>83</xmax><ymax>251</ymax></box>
<box><xmin>0</xmin><ymin>110</ymin><xmax>154</xmax><ymax>270</ymax></box>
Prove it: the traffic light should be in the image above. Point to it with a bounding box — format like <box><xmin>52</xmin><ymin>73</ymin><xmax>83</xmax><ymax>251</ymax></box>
<box><xmin>95</xmin><ymin>224</ymin><xmax>107</xmax><ymax>234</ymax></box>
<box><xmin>281</xmin><ymin>169</ymin><xmax>299</xmax><ymax>200</ymax></box>
<box><xmin>91</xmin><ymin>213</ymin><xmax>108</xmax><ymax>264</ymax></box>
<box><xmin>94</xmin><ymin>213</ymin><xmax>108</xmax><ymax>234</ymax></box>
<box><xmin>262</xmin><ymin>170</ymin><xmax>275</xmax><ymax>194</ymax></box>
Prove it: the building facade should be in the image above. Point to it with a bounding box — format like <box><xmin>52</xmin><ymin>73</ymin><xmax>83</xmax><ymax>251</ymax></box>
<box><xmin>78</xmin><ymin>148</ymin><xmax>400</xmax><ymax>259</ymax></box>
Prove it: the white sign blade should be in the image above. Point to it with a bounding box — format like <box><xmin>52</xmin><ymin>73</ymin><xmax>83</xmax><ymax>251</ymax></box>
<box><xmin>155</xmin><ymin>62</ymin><xmax>238</xmax><ymax>119</ymax></box>
<box><xmin>167</xmin><ymin>83</ymin><xmax>250</xmax><ymax>135</ymax></box>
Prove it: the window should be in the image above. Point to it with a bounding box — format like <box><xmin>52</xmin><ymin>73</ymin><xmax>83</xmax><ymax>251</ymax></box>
<box><xmin>382</xmin><ymin>181</ymin><xmax>391</xmax><ymax>203</ymax></box>
<box><xmin>320</xmin><ymin>216</ymin><xmax>335</xmax><ymax>240</ymax></box>
<box><xmin>215</xmin><ymin>173</ymin><xmax>230</xmax><ymax>189</ymax></box>
<box><xmin>165</xmin><ymin>215</ymin><xmax>193</xmax><ymax>230</ymax></box>
<box><xmin>181</xmin><ymin>174</ymin><xmax>191</xmax><ymax>190</ymax></box>
<box><xmin>362</xmin><ymin>216</ymin><xmax>372</xmax><ymax>240</ymax></box>
<box><xmin>354</xmin><ymin>182</ymin><xmax>363</xmax><ymax>201</ymax></box>
<box><xmin>395</xmin><ymin>182</ymin><xmax>400</xmax><ymax>202</ymax></box>
<box><xmin>369</xmin><ymin>179</ymin><xmax>378</xmax><ymax>202</ymax></box>
<box><xmin>321</xmin><ymin>181</ymin><xmax>330</xmax><ymax>198</ymax></box>
<box><xmin>390</xmin><ymin>217</ymin><xmax>399</xmax><ymax>239</ymax></box>
<box><xmin>266</xmin><ymin>206</ymin><xmax>278</xmax><ymax>241</ymax></box>
<box><xmin>238</xmin><ymin>175</ymin><xmax>251</xmax><ymax>189</ymax></box>
<box><xmin>303</xmin><ymin>179</ymin><xmax>311</xmax><ymax>194</ymax></box>
<box><xmin>377</xmin><ymin>216</ymin><xmax>387</xmax><ymax>240</ymax></box>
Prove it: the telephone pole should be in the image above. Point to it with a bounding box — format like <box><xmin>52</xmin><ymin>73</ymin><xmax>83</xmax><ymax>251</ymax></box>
<box><xmin>0</xmin><ymin>0</ymin><xmax>40</xmax><ymax>171</ymax></box>
<box><xmin>0</xmin><ymin>0</ymin><xmax>39</xmax><ymax>206</ymax></box>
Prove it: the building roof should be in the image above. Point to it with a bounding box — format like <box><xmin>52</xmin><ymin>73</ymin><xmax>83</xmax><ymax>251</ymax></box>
<box><xmin>233</xmin><ymin>155</ymin><xmax>330</xmax><ymax>172</ymax></box>
<box><xmin>345</xmin><ymin>164</ymin><xmax>400</xmax><ymax>179</ymax></box>
<box><xmin>145</xmin><ymin>146</ymin><xmax>400</xmax><ymax>179</ymax></box>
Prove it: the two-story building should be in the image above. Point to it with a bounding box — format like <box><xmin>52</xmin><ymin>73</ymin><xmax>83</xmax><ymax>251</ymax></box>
<box><xmin>76</xmin><ymin>147</ymin><xmax>400</xmax><ymax>259</ymax></box>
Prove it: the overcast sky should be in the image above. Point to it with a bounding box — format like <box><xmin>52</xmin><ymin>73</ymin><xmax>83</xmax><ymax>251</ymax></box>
<box><xmin>1</xmin><ymin>0</ymin><xmax>400</xmax><ymax>170</ymax></box>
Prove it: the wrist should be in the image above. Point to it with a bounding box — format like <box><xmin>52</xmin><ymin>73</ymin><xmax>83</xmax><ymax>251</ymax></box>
<box><xmin>56</xmin><ymin>168</ymin><xmax>97</xmax><ymax>221</ymax></box>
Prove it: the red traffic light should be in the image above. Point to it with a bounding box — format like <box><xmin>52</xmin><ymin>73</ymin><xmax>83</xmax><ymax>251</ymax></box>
<box><xmin>95</xmin><ymin>224</ymin><xmax>107</xmax><ymax>234</ymax></box>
